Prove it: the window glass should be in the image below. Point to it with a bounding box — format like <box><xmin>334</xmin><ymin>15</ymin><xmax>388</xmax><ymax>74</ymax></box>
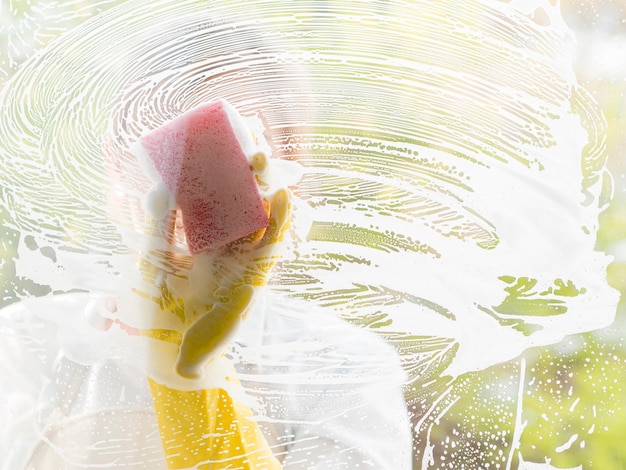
<box><xmin>0</xmin><ymin>1</ymin><xmax>623</xmax><ymax>468</ymax></box>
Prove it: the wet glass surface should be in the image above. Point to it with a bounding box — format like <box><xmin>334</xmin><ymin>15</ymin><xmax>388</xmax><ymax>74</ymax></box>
<box><xmin>1</xmin><ymin>1</ymin><xmax>624</xmax><ymax>468</ymax></box>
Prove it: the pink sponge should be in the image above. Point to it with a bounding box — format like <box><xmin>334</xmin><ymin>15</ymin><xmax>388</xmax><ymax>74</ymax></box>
<box><xmin>137</xmin><ymin>99</ymin><xmax>269</xmax><ymax>253</ymax></box>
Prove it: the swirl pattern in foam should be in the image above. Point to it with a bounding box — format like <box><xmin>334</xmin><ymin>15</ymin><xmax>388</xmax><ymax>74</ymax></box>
<box><xmin>0</xmin><ymin>0</ymin><xmax>618</xmax><ymax>403</ymax></box>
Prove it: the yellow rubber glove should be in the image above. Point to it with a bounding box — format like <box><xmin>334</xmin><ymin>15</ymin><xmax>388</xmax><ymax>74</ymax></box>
<box><xmin>148</xmin><ymin>376</ymin><xmax>280</xmax><ymax>469</ymax></box>
<box><xmin>138</xmin><ymin>188</ymin><xmax>291</xmax><ymax>469</ymax></box>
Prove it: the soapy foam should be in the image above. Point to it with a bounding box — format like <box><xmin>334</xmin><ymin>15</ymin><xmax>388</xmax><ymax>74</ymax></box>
<box><xmin>0</xmin><ymin>0</ymin><xmax>619</xmax><ymax>468</ymax></box>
